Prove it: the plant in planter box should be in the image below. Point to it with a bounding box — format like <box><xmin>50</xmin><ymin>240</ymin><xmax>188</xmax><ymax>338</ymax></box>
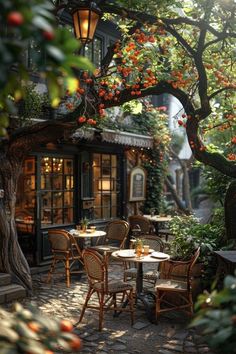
<box><xmin>191</xmin><ymin>275</ymin><xmax>236</xmax><ymax>354</ymax></box>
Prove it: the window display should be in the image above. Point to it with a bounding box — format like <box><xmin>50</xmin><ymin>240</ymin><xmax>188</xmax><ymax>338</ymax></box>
<box><xmin>93</xmin><ymin>153</ymin><xmax>118</xmax><ymax>219</ymax></box>
<box><xmin>40</xmin><ymin>157</ymin><xmax>74</xmax><ymax>226</ymax></box>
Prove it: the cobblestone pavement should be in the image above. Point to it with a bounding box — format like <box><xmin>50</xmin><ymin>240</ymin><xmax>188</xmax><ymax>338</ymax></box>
<box><xmin>9</xmin><ymin>261</ymin><xmax>214</xmax><ymax>354</ymax></box>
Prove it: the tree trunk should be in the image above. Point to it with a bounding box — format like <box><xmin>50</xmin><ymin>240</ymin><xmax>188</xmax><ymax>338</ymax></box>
<box><xmin>224</xmin><ymin>180</ymin><xmax>236</xmax><ymax>242</ymax></box>
<box><xmin>0</xmin><ymin>154</ymin><xmax>32</xmax><ymax>291</ymax></box>
<box><xmin>182</xmin><ymin>160</ymin><xmax>192</xmax><ymax>210</ymax></box>
<box><xmin>165</xmin><ymin>177</ymin><xmax>190</xmax><ymax>215</ymax></box>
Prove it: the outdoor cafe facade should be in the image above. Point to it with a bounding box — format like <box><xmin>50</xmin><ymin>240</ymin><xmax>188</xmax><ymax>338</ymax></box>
<box><xmin>15</xmin><ymin>128</ymin><xmax>153</xmax><ymax>267</ymax></box>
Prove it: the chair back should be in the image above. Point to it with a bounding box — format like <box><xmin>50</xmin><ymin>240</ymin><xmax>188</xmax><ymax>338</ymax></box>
<box><xmin>82</xmin><ymin>249</ymin><xmax>107</xmax><ymax>291</ymax></box>
<box><xmin>105</xmin><ymin>220</ymin><xmax>130</xmax><ymax>248</ymax></box>
<box><xmin>140</xmin><ymin>235</ymin><xmax>164</xmax><ymax>252</ymax></box>
<box><xmin>128</xmin><ymin>215</ymin><xmax>153</xmax><ymax>235</ymax></box>
<box><xmin>160</xmin><ymin>247</ymin><xmax>201</xmax><ymax>290</ymax></box>
<box><xmin>48</xmin><ymin>229</ymin><xmax>71</xmax><ymax>251</ymax></box>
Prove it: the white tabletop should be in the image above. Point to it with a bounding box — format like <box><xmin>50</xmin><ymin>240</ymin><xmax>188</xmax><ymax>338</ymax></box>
<box><xmin>112</xmin><ymin>250</ymin><xmax>170</xmax><ymax>263</ymax></box>
<box><xmin>143</xmin><ymin>215</ymin><xmax>172</xmax><ymax>223</ymax></box>
<box><xmin>70</xmin><ymin>229</ymin><xmax>106</xmax><ymax>238</ymax></box>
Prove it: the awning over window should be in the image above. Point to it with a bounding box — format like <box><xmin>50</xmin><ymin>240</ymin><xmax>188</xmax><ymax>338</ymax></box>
<box><xmin>101</xmin><ymin>130</ymin><xmax>153</xmax><ymax>148</ymax></box>
<box><xmin>73</xmin><ymin>128</ymin><xmax>153</xmax><ymax>149</ymax></box>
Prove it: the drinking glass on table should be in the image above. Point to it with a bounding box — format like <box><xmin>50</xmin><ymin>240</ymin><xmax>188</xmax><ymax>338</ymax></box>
<box><xmin>143</xmin><ymin>245</ymin><xmax>150</xmax><ymax>256</ymax></box>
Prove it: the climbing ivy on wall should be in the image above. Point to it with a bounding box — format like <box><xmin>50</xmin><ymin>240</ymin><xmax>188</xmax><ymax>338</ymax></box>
<box><xmin>142</xmin><ymin>147</ymin><xmax>164</xmax><ymax>214</ymax></box>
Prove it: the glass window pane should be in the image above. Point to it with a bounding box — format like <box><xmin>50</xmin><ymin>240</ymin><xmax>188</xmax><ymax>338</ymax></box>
<box><xmin>92</xmin><ymin>153</ymin><xmax>118</xmax><ymax>220</ymax></box>
<box><xmin>111</xmin><ymin>192</ymin><xmax>117</xmax><ymax>204</ymax></box>
<box><xmin>53</xmin><ymin>209</ymin><xmax>63</xmax><ymax>224</ymax></box>
<box><xmin>94</xmin><ymin>37</ymin><xmax>102</xmax><ymax>68</ymax></box>
<box><xmin>41</xmin><ymin>174</ymin><xmax>51</xmax><ymax>189</ymax></box>
<box><xmin>40</xmin><ymin>156</ymin><xmax>74</xmax><ymax>226</ymax></box>
<box><xmin>53</xmin><ymin>192</ymin><xmax>63</xmax><ymax>208</ymax></box>
<box><xmin>111</xmin><ymin>206</ymin><xmax>117</xmax><ymax>217</ymax></box>
<box><xmin>41</xmin><ymin>208</ymin><xmax>52</xmax><ymax>224</ymax></box>
<box><xmin>94</xmin><ymin>207</ymin><xmax>101</xmax><ymax>219</ymax></box>
<box><xmin>41</xmin><ymin>157</ymin><xmax>52</xmax><ymax>174</ymax></box>
<box><xmin>28</xmin><ymin>39</ymin><xmax>42</xmax><ymax>69</ymax></box>
<box><xmin>52</xmin><ymin>175</ymin><xmax>63</xmax><ymax>190</ymax></box>
<box><xmin>84</xmin><ymin>42</ymin><xmax>93</xmax><ymax>61</ymax></box>
<box><xmin>65</xmin><ymin>175</ymin><xmax>73</xmax><ymax>189</ymax></box>
<box><xmin>64</xmin><ymin>159</ymin><xmax>73</xmax><ymax>174</ymax></box>
<box><xmin>64</xmin><ymin>191</ymin><xmax>73</xmax><ymax>206</ymax></box>
<box><xmin>102</xmin><ymin>208</ymin><xmax>110</xmax><ymax>219</ymax></box>
<box><xmin>52</xmin><ymin>158</ymin><xmax>63</xmax><ymax>173</ymax></box>
<box><xmin>93</xmin><ymin>154</ymin><xmax>100</xmax><ymax>167</ymax></box>
<box><xmin>42</xmin><ymin>191</ymin><xmax>51</xmax><ymax>207</ymax></box>
<box><xmin>111</xmin><ymin>155</ymin><xmax>117</xmax><ymax>167</ymax></box>
<box><xmin>64</xmin><ymin>208</ymin><xmax>73</xmax><ymax>224</ymax></box>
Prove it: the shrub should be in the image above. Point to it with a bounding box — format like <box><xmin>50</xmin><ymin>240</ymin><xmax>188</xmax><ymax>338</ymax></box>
<box><xmin>191</xmin><ymin>275</ymin><xmax>236</xmax><ymax>353</ymax></box>
<box><xmin>169</xmin><ymin>214</ymin><xmax>223</xmax><ymax>262</ymax></box>
<box><xmin>0</xmin><ymin>303</ymin><xmax>82</xmax><ymax>354</ymax></box>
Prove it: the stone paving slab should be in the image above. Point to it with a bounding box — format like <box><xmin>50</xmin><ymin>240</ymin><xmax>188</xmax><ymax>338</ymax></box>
<box><xmin>3</xmin><ymin>262</ymin><xmax>214</xmax><ymax>354</ymax></box>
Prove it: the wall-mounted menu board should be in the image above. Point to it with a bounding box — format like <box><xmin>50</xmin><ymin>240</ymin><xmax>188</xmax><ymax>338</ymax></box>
<box><xmin>129</xmin><ymin>166</ymin><xmax>146</xmax><ymax>202</ymax></box>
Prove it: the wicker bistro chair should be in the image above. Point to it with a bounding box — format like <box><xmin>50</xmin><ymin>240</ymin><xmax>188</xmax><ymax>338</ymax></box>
<box><xmin>47</xmin><ymin>229</ymin><xmax>84</xmax><ymax>288</ymax></box>
<box><xmin>124</xmin><ymin>235</ymin><xmax>165</xmax><ymax>286</ymax></box>
<box><xmin>77</xmin><ymin>249</ymin><xmax>134</xmax><ymax>331</ymax></box>
<box><xmin>91</xmin><ymin>220</ymin><xmax>130</xmax><ymax>255</ymax></box>
<box><xmin>128</xmin><ymin>215</ymin><xmax>154</xmax><ymax>237</ymax></box>
<box><xmin>154</xmin><ymin>247</ymin><xmax>200</xmax><ymax>320</ymax></box>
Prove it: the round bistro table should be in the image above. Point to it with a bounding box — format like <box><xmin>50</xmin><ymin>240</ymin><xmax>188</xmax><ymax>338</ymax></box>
<box><xmin>112</xmin><ymin>250</ymin><xmax>170</xmax><ymax>322</ymax></box>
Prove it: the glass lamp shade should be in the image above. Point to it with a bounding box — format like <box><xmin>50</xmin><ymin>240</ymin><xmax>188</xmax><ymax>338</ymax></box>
<box><xmin>72</xmin><ymin>3</ymin><xmax>101</xmax><ymax>44</ymax></box>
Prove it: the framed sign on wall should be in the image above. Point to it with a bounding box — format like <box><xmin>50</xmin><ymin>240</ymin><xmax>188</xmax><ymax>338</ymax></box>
<box><xmin>129</xmin><ymin>166</ymin><xmax>146</xmax><ymax>201</ymax></box>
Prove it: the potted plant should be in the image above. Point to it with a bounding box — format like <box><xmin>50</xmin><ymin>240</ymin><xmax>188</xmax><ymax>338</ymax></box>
<box><xmin>80</xmin><ymin>217</ymin><xmax>89</xmax><ymax>232</ymax></box>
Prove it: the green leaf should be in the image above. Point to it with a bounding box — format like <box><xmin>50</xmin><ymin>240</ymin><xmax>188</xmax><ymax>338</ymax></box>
<box><xmin>213</xmin><ymin>327</ymin><xmax>233</xmax><ymax>345</ymax></box>
<box><xmin>46</xmin><ymin>45</ymin><xmax>65</xmax><ymax>62</ymax></box>
<box><xmin>32</xmin><ymin>15</ymin><xmax>53</xmax><ymax>32</ymax></box>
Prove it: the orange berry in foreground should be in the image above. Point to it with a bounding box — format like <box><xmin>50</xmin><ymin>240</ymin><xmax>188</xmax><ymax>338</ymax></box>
<box><xmin>70</xmin><ymin>336</ymin><xmax>82</xmax><ymax>350</ymax></box>
<box><xmin>60</xmin><ymin>319</ymin><xmax>73</xmax><ymax>332</ymax></box>
<box><xmin>27</xmin><ymin>321</ymin><xmax>40</xmax><ymax>333</ymax></box>
<box><xmin>43</xmin><ymin>31</ymin><xmax>55</xmax><ymax>41</ymax></box>
<box><xmin>44</xmin><ymin>351</ymin><xmax>54</xmax><ymax>354</ymax></box>
<box><xmin>7</xmin><ymin>11</ymin><xmax>24</xmax><ymax>26</ymax></box>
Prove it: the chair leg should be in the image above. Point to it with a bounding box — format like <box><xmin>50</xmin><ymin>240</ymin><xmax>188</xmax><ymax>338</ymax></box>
<box><xmin>113</xmin><ymin>294</ymin><xmax>117</xmax><ymax>316</ymax></box>
<box><xmin>65</xmin><ymin>257</ymin><xmax>70</xmax><ymax>287</ymax></box>
<box><xmin>98</xmin><ymin>293</ymin><xmax>105</xmax><ymax>331</ymax></box>
<box><xmin>46</xmin><ymin>258</ymin><xmax>56</xmax><ymax>283</ymax></box>
<box><xmin>188</xmin><ymin>291</ymin><xmax>194</xmax><ymax>315</ymax></box>
<box><xmin>128</xmin><ymin>289</ymin><xmax>134</xmax><ymax>325</ymax></box>
<box><xmin>78</xmin><ymin>287</ymin><xmax>93</xmax><ymax>325</ymax></box>
<box><xmin>155</xmin><ymin>290</ymin><xmax>161</xmax><ymax>322</ymax></box>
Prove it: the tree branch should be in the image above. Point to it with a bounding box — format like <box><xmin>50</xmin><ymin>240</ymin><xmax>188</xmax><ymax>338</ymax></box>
<box><xmin>208</xmin><ymin>86</ymin><xmax>236</xmax><ymax>100</ymax></box>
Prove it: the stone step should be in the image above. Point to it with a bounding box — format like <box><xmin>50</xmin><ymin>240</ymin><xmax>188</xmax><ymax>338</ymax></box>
<box><xmin>0</xmin><ymin>284</ymin><xmax>27</xmax><ymax>304</ymax></box>
<box><xmin>0</xmin><ymin>273</ymin><xmax>11</xmax><ymax>286</ymax></box>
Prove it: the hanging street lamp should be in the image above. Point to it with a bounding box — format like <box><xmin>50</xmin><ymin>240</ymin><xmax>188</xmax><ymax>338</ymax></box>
<box><xmin>71</xmin><ymin>1</ymin><xmax>102</xmax><ymax>44</ymax></box>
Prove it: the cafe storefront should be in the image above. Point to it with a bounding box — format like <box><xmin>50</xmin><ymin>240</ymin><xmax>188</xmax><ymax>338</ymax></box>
<box><xmin>15</xmin><ymin>129</ymin><xmax>153</xmax><ymax>266</ymax></box>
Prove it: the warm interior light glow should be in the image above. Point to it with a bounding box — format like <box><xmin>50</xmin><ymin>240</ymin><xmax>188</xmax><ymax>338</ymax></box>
<box><xmin>98</xmin><ymin>179</ymin><xmax>114</xmax><ymax>191</ymax></box>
